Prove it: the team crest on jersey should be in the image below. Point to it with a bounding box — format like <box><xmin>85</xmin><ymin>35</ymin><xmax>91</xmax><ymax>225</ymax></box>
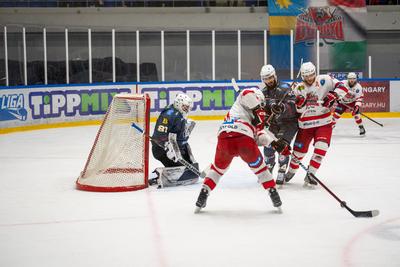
<box><xmin>294</xmin><ymin>142</ymin><xmax>304</xmax><ymax>149</ymax></box>
<box><xmin>320</xmin><ymin>79</ymin><xmax>325</xmax><ymax>86</ymax></box>
<box><xmin>297</xmin><ymin>85</ymin><xmax>305</xmax><ymax>91</ymax></box>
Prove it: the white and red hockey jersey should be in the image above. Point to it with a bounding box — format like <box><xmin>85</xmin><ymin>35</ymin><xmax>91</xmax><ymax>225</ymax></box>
<box><xmin>293</xmin><ymin>74</ymin><xmax>348</xmax><ymax>129</ymax></box>
<box><xmin>339</xmin><ymin>80</ymin><xmax>364</xmax><ymax>106</ymax></box>
<box><xmin>217</xmin><ymin>88</ymin><xmax>275</xmax><ymax>145</ymax></box>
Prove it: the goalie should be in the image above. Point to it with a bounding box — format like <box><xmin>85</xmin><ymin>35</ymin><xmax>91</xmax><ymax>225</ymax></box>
<box><xmin>150</xmin><ymin>93</ymin><xmax>199</xmax><ymax>188</ymax></box>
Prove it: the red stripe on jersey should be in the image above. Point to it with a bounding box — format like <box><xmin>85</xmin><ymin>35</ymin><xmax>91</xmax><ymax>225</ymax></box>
<box><xmin>290</xmin><ymin>162</ymin><xmax>300</xmax><ymax>169</ymax></box>
<box><xmin>211</xmin><ymin>164</ymin><xmax>223</xmax><ymax>176</ymax></box>
<box><xmin>262</xmin><ymin>179</ymin><xmax>276</xmax><ymax>189</ymax></box>
<box><xmin>204</xmin><ymin>178</ymin><xmax>217</xmax><ymax>190</ymax></box>
<box><xmin>299</xmin><ymin>111</ymin><xmax>331</xmax><ymax>122</ymax></box>
<box><xmin>314</xmin><ymin>148</ymin><xmax>327</xmax><ymax>156</ymax></box>
<box><xmin>254</xmin><ymin>166</ymin><xmax>267</xmax><ymax>175</ymax></box>
<box><xmin>242</xmin><ymin>89</ymin><xmax>255</xmax><ymax>96</ymax></box>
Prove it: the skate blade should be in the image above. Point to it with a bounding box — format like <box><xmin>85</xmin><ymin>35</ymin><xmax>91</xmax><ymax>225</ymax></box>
<box><xmin>303</xmin><ymin>182</ymin><xmax>316</xmax><ymax>189</ymax></box>
<box><xmin>275</xmin><ymin>206</ymin><xmax>283</xmax><ymax>214</ymax></box>
<box><xmin>194</xmin><ymin>206</ymin><xmax>202</xmax><ymax>214</ymax></box>
<box><xmin>277</xmin><ymin>184</ymin><xmax>284</xmax><ymax>189</ymax></box>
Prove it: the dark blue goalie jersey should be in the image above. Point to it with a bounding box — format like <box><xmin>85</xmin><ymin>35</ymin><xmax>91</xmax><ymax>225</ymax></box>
<box><xmin>152</xmin><ymin>105</ymin><xmax>189</xmax><ymax>147</ymax></box>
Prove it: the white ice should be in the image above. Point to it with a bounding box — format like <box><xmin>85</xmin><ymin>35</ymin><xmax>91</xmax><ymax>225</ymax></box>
<box><xmin>0</xmin><ymin>118</ymin><xmax>400</xmax><ymax>267</ymax></box>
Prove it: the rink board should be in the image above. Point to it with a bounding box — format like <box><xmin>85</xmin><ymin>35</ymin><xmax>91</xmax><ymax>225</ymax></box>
<box><xmin>0</xmin><ymin>79</ymin><xmax>399</xmax><ymax>134</ymax></box>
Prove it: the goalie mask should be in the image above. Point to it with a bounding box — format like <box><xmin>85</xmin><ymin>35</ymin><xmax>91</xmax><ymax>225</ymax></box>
<box><xmin>173</xmin><ymin>93</ymin><xmax>193</xmax><ymax>116</ymax></box>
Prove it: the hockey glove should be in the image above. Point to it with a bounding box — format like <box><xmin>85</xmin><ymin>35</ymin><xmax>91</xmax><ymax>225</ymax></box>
<box><xmin>252</xmin><ymin>107</ymin><xmax>267</xmax><ymax>131</ymax></box>
<box><xmin>165</xmin><ymin>133</ymin><xmax>182</xmax><ymax>163</ymax></box>
<box><xmin>295</xmin><ymin>95</ymin><xmax>306</xmax><ymax>109</ymax></box>
<box><xmin>352</xmin><ymin>105</ymin><xmax>360</xmax><ymax>116</ymax></box>
<box><xmin>271</xmin><ymin>102</ymin><xmax>285</xmax><ymax>115</ymax></box>
<box><xmin>270</xmin><ymin>139</ymin><xmax>291</xmax><ymax>157</ymax></box>
<box><xmin>165</xmin><ymin>142</ymin><xmax>181</xmax><ymax>163</ymax></box>
<box><xmin>322</xmin><ymin>91</ymin><xmax>338</xmax><ymax>108</ymax></box>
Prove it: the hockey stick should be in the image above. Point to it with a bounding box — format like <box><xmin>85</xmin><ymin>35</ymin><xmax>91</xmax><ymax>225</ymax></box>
<box><xmin>291</xmin><ymin>156</ymin><xmax>379</xmax><ymax>218</ymax></box>
<box><xmin>231</xmin><ymin>78</ymin><xmax>241</xmax><ymax>93</ymax></box>
<box><xmin>131</xmin><ymin>122</ymin><xmax>204</xmax><ymax>178</ymax></box>
<box><xmin>341</xmin><ymin>103</ymin><xmax>384</xmax><ymax>127</ymax></box>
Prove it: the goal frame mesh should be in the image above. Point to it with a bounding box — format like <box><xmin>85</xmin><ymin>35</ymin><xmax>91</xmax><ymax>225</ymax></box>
<box><xmin>76</xmin><ymin>93</ymin><xmax>150</xmax><ymax>192</ymax></box>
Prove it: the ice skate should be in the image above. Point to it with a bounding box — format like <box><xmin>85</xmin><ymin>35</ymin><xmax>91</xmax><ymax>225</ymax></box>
<box><xmin>359</xmin><ymin>125</ymin><xmax>366</xmax><ymax>136</ymax></box>
<box><xmin>284</xmin><ymin>171</ymin><xmax>295</xmax><ymax>183</ymax></box>
<box><xmin>268</xmin><ymin>187</ymin><xmax>282</xmax><ymax>212</ymax></box>
<box><xmin>194</xmin><ymin>188</ymin><xmax>209</xmax><ymax>213</ymax></box>
<box><xmin>303</xmin><ymin>173</ymin><xmax>318</xmax><ymax>189</ymax></box>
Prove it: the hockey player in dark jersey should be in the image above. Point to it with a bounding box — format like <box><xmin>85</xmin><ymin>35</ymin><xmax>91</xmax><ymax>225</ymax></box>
<box><xmin>150</xmin><ymin>93</ymin><xmax>199</xmax><ymax>188</ymax></box>
<box><xmin>260</xmin><ymin>64</ymin><xmax>299</xmax><ymax>186</ymax></box>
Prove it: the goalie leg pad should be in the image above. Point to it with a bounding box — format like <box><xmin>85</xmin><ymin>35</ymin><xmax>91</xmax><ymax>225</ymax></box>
<box><xmin>157</xmin><ymin>164</ymin><xmax>199</xmax><ymax>188</ymax></box>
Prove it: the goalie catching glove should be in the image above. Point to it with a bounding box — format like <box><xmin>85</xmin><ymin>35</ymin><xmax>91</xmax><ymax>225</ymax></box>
<box><xmin>270</xmin><ymin>138</ymin><xmax>291</xmax><ymax>156</ymax></box>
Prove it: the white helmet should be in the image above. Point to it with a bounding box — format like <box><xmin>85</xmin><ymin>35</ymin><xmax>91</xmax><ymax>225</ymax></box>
<box><xmin>253</xmin><ymin>88</ymin><xmax>266</xmax><ymax>108</ymax></box>
<box><xmin>260</xmin><ymin>64</ymin><xmax>276</xmax><ymax>80</ymax></box>
<box><xmin>173</xmin><ymin>93</ymin><xmax>193</xmax><ymax>116</ymax></box>
<box><xmin>347</xmin><ymin>72</ymin><xmax>357</xmax><ymax>80</ymax></box>
<box><xmin>300</xmin><ymin>62</ymin><xmax>316</xmax><ymax>80</ymax></box>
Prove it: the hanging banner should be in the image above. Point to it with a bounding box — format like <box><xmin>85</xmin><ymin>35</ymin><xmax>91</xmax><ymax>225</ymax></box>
<box><xmin>268</xmin><ymin>0</ymin><xmax>367</xmax><ymax>73</ymax></box>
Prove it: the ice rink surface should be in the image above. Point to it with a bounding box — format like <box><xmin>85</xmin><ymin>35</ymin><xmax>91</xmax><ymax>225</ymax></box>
<box><xmin>1</xmin><ymin>118</ymin><xmax>399</xmax><ymax>267</ymax></box>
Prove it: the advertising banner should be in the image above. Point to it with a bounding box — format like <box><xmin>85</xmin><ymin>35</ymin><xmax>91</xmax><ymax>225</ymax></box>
<box><xmin>139</xmin><ymin>81</ymin><xmax>261</xmax><ymax>118</ymax></box>
<box><xmin>359</xmin><ymin>80</ymin><xmax>390</xmax><ymax>112</ymax></box>
<box><xmin>0</xmin><ymin>84</ymin><xmax>135</xmax><ymax>129</ymax></box>
<box><xmin>268</xmin><ymin>0</ymin><xmax>367</xmax><ymax>72</ymax></box>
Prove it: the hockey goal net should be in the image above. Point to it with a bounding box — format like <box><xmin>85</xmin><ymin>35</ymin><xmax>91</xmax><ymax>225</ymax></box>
<box><xmin>76</xmin><ymin>93</ymin><xmax>150</xmax><ymax>192</ymax></box>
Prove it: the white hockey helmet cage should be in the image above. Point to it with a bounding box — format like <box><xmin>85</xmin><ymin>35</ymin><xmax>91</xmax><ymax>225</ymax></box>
<box><xmin>173</xmin><ymin>93</ymin><xmax>193</xmax><ymax>116</ymax></box>
<box><xmin>347</xmin><ymin>72</ymin><xmax>357</xmax><ymax>80</ymax></box>
<box><xmin>260</xmin><ymin>64</ymin><xmax>276</xmax><ymax>80</ymax></box>
<box><xmin>300</xmin><ymin>62</ymin><xmax>316</xmax><ymax>80</ymax></box>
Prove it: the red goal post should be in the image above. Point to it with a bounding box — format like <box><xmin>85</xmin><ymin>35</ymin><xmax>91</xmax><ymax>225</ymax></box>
<box><xmin>76</xmin><ymin>93</ymin><xmax>151</xmax><ymax>192</ymax></box>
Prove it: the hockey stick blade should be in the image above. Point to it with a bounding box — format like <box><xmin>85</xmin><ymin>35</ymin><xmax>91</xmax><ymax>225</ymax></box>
<box><xmin>345</xmin><ymin>205</ymin><xmax>380</xmax><ymax>218</ymax></box>
<box><xmin>353</xmin><ymin>209</ymin><xmax>380</xmax><ymax>218</ymax></box>
<box><xmin>292</xmin><ymin>156</ymin><xmax>379</xmax><ymax>218</ymax></box>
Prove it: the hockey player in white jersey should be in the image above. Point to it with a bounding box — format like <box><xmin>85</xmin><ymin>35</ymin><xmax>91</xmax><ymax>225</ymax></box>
<box><xmin>194</xmin><ymin>87</ymin><xmax>291</xmax><ymax>213</ymax></box>
<box><xmin>332</xmin><ymin>72</ymin><xmax>366</xmax><ymax>135</ymax></box>
<box><xmin>284</xmin><ymin>62</ymin><xmax>348</xmax><ymax>187</ymax></box>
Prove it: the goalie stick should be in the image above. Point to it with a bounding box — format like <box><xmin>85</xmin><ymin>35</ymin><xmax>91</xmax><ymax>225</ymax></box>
<box><xmin>131</xmin><ymin>122</ymin><xmax>206</xmax><ymax>178</ymax></box>
<box><xmin>341</xmin><ymin>103</ymin><xmax>384</xmax><ymax>127</ymax></box>
<box><xmin>291</xmin><ymin>156</ymin><xmax>379</xmax><ymax>218</ymax></box>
